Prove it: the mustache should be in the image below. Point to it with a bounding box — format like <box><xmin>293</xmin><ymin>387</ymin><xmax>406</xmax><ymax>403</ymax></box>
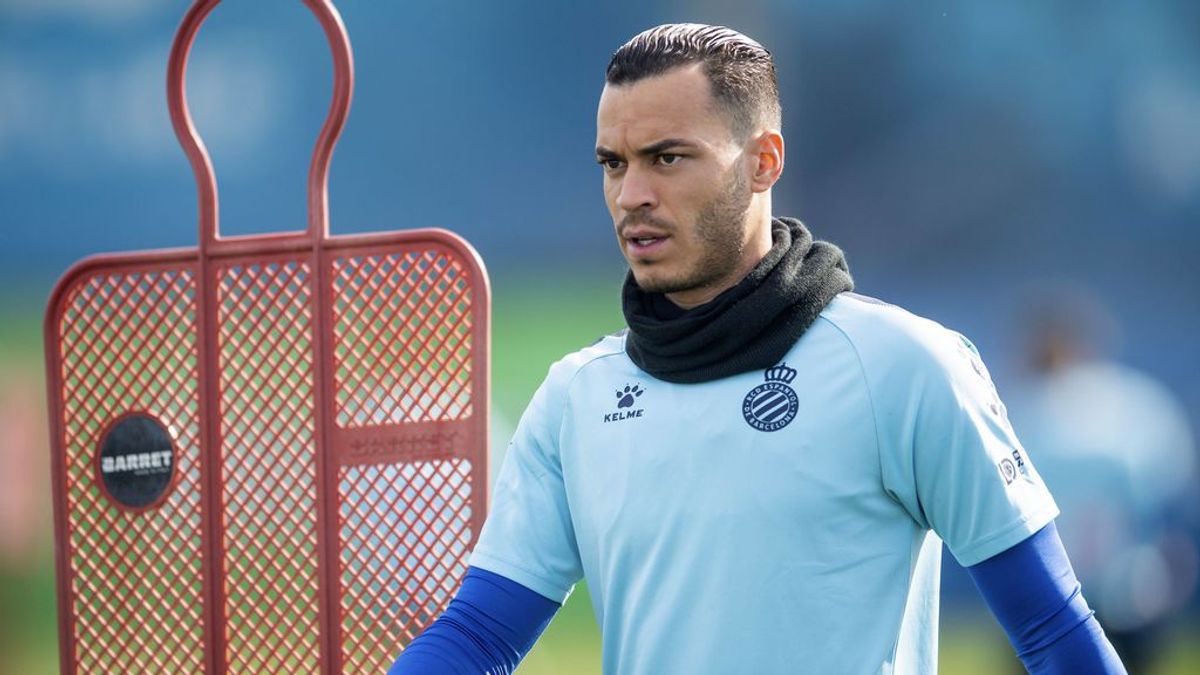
<box><xmin>619</xmin><ymin>211</ymin><xmax>673</xmax><ymax>236</ymax></box>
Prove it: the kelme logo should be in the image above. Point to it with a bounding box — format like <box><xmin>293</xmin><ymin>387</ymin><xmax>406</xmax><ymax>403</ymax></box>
<box><xmin>604</xmin><ymin>384</ymin><xmax>646</xmax><ymax>423</ymax></box>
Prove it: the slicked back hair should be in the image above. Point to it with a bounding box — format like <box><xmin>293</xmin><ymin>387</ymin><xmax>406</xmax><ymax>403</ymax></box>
<box><xmin>606</xmin><ymin>23</ymin><xmax>782</xmax><ymax>140</ymax></box>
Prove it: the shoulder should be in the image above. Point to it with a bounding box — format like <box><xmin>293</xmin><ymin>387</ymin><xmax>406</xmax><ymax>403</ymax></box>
<box><xmin>512</xmin><ymin>330</ymin><xmax>630</xmax><ymax>446</ymax></box>
<box><xmin>539</xmin><ymin>330</ymin><xmax>630</xmax><ymax>397</ymax></box>
<box><xmin>816</xmin><ymin>292</ymin><xmax>972</xmax><ymax>378</ymax></box>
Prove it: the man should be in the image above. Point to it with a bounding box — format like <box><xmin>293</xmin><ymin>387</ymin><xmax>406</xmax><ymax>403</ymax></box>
<box><xmin>391</xmin><ymin>24</ymin><xmax>1127</xmax><ymax>674</ymax></box>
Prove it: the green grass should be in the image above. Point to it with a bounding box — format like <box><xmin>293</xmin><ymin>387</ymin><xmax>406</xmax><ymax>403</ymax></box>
<box><xmin>491</xmin><ymin>276</ymin><xmax>625</xmax><ymax>420</ymax></box>
<box><xmin>491</xmin><ymin>278</ymin><xmax>615</xmax><ymax>673</ymax></box>
<box><xmin>0</xmin><ymin>562</ymin><xmax>60</xmax><ymax>675</ymax></box>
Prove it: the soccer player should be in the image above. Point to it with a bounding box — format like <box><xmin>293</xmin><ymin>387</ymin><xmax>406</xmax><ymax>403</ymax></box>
<box><xmin>390</xmin><ymin>24</ymin><xmax>1127</xmax><ymax>674</ymax></box>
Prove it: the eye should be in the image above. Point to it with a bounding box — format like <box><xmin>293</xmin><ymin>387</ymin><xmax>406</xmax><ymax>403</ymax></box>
<box><xmin>598</xmin><ymin>157</ymin><xmax>624</xmax><ymax>171</ymax></box>
<box><xmin>656</xmin><ymin>153</ymin><xmax>682</xmax><ymax>166</ymax></box>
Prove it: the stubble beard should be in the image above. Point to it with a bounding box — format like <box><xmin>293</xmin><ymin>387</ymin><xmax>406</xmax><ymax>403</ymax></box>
<box><xmin>633</xmin><ymin>165</ymin><xmax>753</xmax><ymax>297</ymax></box>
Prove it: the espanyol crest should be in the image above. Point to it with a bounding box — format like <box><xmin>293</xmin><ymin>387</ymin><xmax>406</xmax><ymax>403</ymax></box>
<box><xmin>742</xmin><ymin>363</ymin><xmax>799</xmax><ymax>432</ymax></box>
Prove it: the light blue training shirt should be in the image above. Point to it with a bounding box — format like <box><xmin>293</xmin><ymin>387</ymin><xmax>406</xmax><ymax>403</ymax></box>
<box><xmin>470</xmin><ymin>293</ymin><xmax>1059</xmax><ymax>674</ymax></box>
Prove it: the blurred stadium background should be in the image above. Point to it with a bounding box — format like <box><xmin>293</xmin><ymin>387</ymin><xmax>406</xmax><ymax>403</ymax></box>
<box><xmin>2</xmin><ymin>0</ymin><xmax>1198</xmax><ymax>672</ymax></box>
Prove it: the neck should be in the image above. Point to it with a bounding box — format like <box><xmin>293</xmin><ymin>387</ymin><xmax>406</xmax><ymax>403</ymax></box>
<box><xmin>621</xmin><ymin>216</ymin><xmax>856</xmax><ymax>384</ymax></box>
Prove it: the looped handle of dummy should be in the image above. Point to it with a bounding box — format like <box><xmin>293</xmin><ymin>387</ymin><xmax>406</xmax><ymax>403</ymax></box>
<box><xmin>167</xmin><ymin>0</ymin><xmax>353</xmax><ymax>250</ymax></box>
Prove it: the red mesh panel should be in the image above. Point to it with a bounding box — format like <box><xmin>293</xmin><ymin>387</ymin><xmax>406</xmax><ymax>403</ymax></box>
<box><xmin>217</xmin><ymin>261</ymin><xmax>321</xmax><ymax>673</ymax></box>
<box><xmin>337</xmin><ymin>459</ymin><xmax>473</xmax><ymax>673</ymax></box>
<box><xmin>56</xmin><ymin>268</ymin><xmax>206</xmax><ymax>673</ymax></box>
<box><xmin>329</xmin><ymin>247</ymin><xmax>483</xmax><ymax>670</ymax></box>
<box><xmin>47</xmin><ymin>7</ymin><xmax>489</xmax><ymax>670</ymax></box>
<box><xmin>331</xmin><ymin>251</ymin><xmax>474</xmax><ymax>426</ymax></box>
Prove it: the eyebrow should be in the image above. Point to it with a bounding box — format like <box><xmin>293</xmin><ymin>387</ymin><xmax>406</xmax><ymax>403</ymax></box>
<box><xmin>595</xmin><ymin>138</ymin><xmax>698</xmax><ymax>160</ymax></box>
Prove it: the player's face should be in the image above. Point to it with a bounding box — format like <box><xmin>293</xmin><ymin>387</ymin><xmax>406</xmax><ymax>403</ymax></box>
<box><xmin>596</xmin><ymin>64</ymin><xmax>758</xmax><ymax>308</ymax></box>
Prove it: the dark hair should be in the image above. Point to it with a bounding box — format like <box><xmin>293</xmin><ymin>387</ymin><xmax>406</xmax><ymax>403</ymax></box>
<box><xmin>606</xmin><ymin>23</ymin><xmax>781</xmax><ymax>139</ymax></box>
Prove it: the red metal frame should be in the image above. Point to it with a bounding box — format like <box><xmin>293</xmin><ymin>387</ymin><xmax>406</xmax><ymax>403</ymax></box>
<box><xmin>43</xmin><ymin>2</ymin><xmax>489</xmax><ymax>673</ymax></box>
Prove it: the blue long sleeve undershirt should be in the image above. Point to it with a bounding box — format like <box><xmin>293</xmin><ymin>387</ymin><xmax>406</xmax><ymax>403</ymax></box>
<box><xmin>966</xmin><ymin>521</ymin><xmax>1126</xmax><ymax>673</ymax></box>
<box><xmin>387</xmin><ymin>566</ymin><xmax>560</xmax><ymax>675</ymax></box>
<box><xmin>389</xmin><ymin>522</ymin><xmax>1125</xmax><ymax>674</ymax></box>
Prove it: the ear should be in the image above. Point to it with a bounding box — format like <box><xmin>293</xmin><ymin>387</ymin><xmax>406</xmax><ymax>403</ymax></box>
<box><xmin>747</xmin><ymin>130</ymin><xmax>784</xmax><ymax>193</ymax></box>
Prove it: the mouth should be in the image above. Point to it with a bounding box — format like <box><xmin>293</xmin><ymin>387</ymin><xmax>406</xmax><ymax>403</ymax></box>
<box><xmin>621</xmin><ymin>222</ymin><xmax>671</xmax><ymax>255</ymax></box>
<box><xmin>629</xmin><ymin>235</ymin><xmax>664</xmax><ymax>247</ymax></box>
<box><xmin>624</xmin><ymin>233</ymin><xmax>669</xmax><ymax>255</ymax></box>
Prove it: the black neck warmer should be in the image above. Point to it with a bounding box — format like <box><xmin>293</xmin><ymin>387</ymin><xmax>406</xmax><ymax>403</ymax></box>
<box><xmin>622</xmin><ymin>217</ymin><xmax>853</xmax><ymax>384</ymax></box>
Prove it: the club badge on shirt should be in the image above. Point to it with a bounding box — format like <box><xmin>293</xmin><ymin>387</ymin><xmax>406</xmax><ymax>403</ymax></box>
<box><xmin>742</xmin><ymin>363</ymin><xmax>799</xmax><ymax>432</ymax></box>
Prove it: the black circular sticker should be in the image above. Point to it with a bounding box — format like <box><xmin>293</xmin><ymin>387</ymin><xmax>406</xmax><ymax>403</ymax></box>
<box><xmin>98</xmin><ymin>414</ymin><xmax>176</xmax><ymax>509</ymax></box>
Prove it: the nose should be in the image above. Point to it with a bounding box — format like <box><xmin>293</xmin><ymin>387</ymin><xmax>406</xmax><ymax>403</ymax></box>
<box><xmin>615</xmin><ymin>166</ymin><xmax>657</xmax><ymax>213</ymax></box>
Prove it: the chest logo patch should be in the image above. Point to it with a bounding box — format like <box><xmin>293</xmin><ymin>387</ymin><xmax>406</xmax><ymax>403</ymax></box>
<box><xmin>742</xmin><ymin>363</ymin><xmax>799</xmax><ymax>432</ymax></box>
<box><xmin>604</xmin><ymin>383</ymin><xmax>646</xmax><ymax>423</ymax></box>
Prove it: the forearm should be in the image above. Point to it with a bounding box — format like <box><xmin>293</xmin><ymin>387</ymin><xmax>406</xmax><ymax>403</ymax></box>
<box><xmin>389</xmin><ymin>566</ymin><xmax>560</xmax><ymax>675</ymax></box>
<box><xmin>390</xmin><ymin>615</ymin><xmax>508</xmax><ymax>675</ymax></box>
<box><xmin>1019</xmin><ymin>611</ymin><xmax>1123</xmax><ymax>674</ymax></box>
<box><xmin>967</xmin><ymin>522</ymin><xmax>1126</xmax><ymax>674</ymax></box>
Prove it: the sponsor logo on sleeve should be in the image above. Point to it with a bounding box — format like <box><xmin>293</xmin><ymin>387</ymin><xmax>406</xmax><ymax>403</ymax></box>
<box><xmin>998</xmin><ymin>448</ymin><xmax>1032</xmax><ymax>486</ymax></box>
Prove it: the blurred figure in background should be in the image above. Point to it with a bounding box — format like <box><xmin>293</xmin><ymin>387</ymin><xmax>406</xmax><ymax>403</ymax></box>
<box><xmin>1008</xmin><ymin>286</ymin><xmax>1199</xmax><ymax>671</ymax></box>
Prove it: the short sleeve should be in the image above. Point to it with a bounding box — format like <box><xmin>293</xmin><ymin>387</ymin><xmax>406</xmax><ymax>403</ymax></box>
<box><xmin>469</xmin><ymin>363</ymin><xmax>584</xmax><ymax>603</ymax></box>
<box><xmin>876</xmin><ymin>328</ymin><xmax>1059</xmax><ymax>567</ymax></box>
